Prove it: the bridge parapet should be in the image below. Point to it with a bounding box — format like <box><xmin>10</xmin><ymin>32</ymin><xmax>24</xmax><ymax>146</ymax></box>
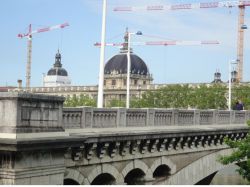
<box><xmin>0</xmin><ymin>93</ymin><xmax>249</xmax><ymax>185</ymax></box>
<box><xmin>0</xmin><ymin>92</ymin><xmax>65</xmax><ymax>135</ymax></box>
<box><xmin>63</xmin><ymin>107</ymin><xmax>250</xmax><ymax>129</ymax></box>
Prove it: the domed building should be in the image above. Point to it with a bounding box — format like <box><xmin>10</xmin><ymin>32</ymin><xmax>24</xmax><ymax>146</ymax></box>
<box><xmin>211</xmin><ymin>70</ymin><xmax>223</xmax><ymax>83</ymax></box>
<box><xmin>104</xmin><ymin>29</ymin><xmax>153</xmax><ymax>89</ymax></box>
<box><xmin>43</xmin><ymin>50</ymin><xmax>71</xmax><ymax>87</ymax></box>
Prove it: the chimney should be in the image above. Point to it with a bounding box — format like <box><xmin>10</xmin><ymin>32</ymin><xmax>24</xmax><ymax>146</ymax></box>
<box><xmin>17</xmin><ymin>79</ymin><xmax>22</xmax><ymax>89</ymax></box>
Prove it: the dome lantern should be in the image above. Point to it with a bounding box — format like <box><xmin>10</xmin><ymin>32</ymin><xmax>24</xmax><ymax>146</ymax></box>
<box><xmin>54</xmin><ymin>50</ymin><xmax>62</xmax><ymax>68</ymax></box>
<box><xmin>120</xmin><ymin>28</ymin><xmax>133</xmax><ymax>54</ymax></box>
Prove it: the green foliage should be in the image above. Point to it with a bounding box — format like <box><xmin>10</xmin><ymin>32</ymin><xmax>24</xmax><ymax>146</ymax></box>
<box><xmin>63</xmin><ymin>84</ymin><xmax>250</xmax><ymax>110</ymax></box>
<box><xmin>219</xmin><ymin>121</ymin><xmax>250</xmax><ymax>182</ymax></box>
<box><xmin>131</xmin><ymin>84</ymin><xmax>228</xmax><ymax>109</ymax></box>
<box><xmin>106</xmin><ymin>99</ymin><xmax>125</xmax><ymax>108</ymax></box>
<box><xmin>64</xmin><ymin>94</ymin><xmax>96</xmax><ymax>107</ymax></box>
<box><xmin>232</xmin><ymin>85</ymin><xmax>250</xmax><ymax>110</ymax></box>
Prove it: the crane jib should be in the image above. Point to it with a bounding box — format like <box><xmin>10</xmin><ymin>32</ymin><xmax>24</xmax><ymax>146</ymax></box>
<box><xmin>113</xmin><ymin>1</ymin><xmax>250</xmax><ymax>11</ymax></box>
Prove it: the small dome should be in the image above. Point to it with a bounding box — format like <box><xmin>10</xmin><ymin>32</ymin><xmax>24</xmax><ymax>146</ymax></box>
<box><xmin>47</xmin><ymin>68</ymin><xmax>68</xmax><ymax>76</ymax></box>
<box><xmin>104</xmin><ymin>53</ymin><xmax>149</xmax><ymax>75</ymax></box>
<box><xmin>47</xmin><ymin>50</ymin><xmax>68</xmax><ymax>76</ymax></box>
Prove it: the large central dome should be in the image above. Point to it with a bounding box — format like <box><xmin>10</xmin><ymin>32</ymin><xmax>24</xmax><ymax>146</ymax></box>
<box><xmin>104</xmin><ymin>28</ymin><xmax>150</xmax><ymax>76</ymax></box>
<box><xmin>104</xmin><ymin>53</ymin><xmax>149</xmax><ymax>75</ymax></box>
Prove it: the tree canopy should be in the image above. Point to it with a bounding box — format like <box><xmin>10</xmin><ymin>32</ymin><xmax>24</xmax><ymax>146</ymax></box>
<box><xmin>131</xmin><ymin>84</ymin><xmax>228</xmax><ymax>109</ymax></box>
<box><xmin>63</xmin><ymin>84</ymin><xmax>250</xmax><ymax>110</ymax></box>
<box><xmin>64</xmin><ymin>94</ymin><xmax>96</xmax><ymax>107</ymax></box>
<box><xmin>219</xmin><ymin>121</ymin><xmax>250</xmax><ymax>182</ymax></box>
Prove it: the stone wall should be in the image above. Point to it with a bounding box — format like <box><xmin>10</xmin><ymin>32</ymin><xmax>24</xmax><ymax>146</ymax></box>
<box><xmin>63</xmin><ymin>107</ymin><xmax>250</xmax><ymax>129</ymax></box>
<box><xmin>0</xmin><ymin>93</ymin><xmax>249</xmax><ymax>185</ymax></box>
<box><xmin>0</xmin><ymin>93</ymin><xmax>66</xmax><ymax>185</ymax></box>
<box><xmin>0</xmin><ymin>92</ymin><xmax>65</xmax><ymax>133</ymax></box>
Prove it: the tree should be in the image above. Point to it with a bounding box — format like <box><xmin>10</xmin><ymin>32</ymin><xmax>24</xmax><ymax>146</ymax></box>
<box><xmin>192</xmin><ymin>84</ymin><xmax>227</xmax><ymax>109</ymax></box>
<box><xmin>106</xmin><ymin>99</ymin><xmax>125</xmax><ymax>108</ymax></box>
<box><xmin>64</xmin><ymin>94</ymin><xmax>96</xmax><ymax>107</ymax></box>
<box><xmin>219</xmin><ymin>121</ymin><xmax>250</xmax><ymax>182</ymax></box>
<box><xmin>130</xmin><ymin>84</ymin><xmax>228</xmax><ymax>110</ymax></box>
<box><xmin>232</xmin><ymin>85</ymin><xmax>250</xmax><ymax>110</ymax></box>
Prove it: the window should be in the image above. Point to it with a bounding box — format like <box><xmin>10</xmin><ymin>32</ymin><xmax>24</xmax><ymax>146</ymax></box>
<box><xmin>112</xmin><ymin>80</ymin><xmax>116</xmax><ymax>85</ymax></box>
<box><xmin>134</xmin><ymin>80</ymin><xmax>138</xmax><ymax>85</ymax></box>
<box><xmin>123</xmin><ymin>79</ymin><xmax>126</xmax><ymax>86</ymax></box>
<box><xmin>143</xmin><ymin>81</ymin><xmax>146</xmax><ymax>85</ymax></box>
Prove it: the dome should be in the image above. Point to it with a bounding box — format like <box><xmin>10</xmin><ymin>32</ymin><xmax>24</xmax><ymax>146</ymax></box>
<box><xmin>47</xmin><ymin>68</ymin><xmax>68</xmax><ymax>76</ymax></box>
<box><xmin>47</xmin><ymin>50</ymin><xmax>68</xmax><ymax>76</ymax></box>
<box><xmin>104</xmin><ymin>53</ymin><xmax>149</xmax><ymax>75</ymax></box>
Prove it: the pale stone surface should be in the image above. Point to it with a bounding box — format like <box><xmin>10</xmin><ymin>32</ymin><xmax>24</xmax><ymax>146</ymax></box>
<box><xmin>30</xmin><ymin>175</ymin><xmax>50</xmax><ymax>185</ymax></box>
<box><xmin>0</xmin><ymin>93</ymin><xmax>249</xmax><ymax>185</ymax></box>
<box><xmin>63</xmin><ymin>106</ymin><xmax>250</xmax><ymax>129</ymax></box>
<box><xmin>0</xmin><ymin>92</ymin><xmax>64</xmax><ymax>133</ymax></box>
<box><xmin>166</xmin><ymin>149</ymin><xmax>232</xmax><ymax>185</ymax></box>
<box><xmin>49</xmin><ymin>173</ymin><xmax>64</xmax><ymax>185</ymax></box>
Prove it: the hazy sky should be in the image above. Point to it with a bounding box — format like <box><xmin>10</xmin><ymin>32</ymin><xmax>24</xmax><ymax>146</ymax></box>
<box><xmin>0</xmin><ymin>0</ymin><xmax>249</xmax><ymax>87</ymax></box>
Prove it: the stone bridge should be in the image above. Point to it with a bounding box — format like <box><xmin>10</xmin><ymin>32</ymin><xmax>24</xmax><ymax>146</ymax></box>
<box><xmin>0</xmin><ymin>93</ymin><xmax>248</xmax><ymax>185</ymax></box>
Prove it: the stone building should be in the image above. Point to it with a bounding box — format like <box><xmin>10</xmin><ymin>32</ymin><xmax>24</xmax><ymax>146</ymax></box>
<box><xmin>43</xmin><ymin>50</ymin><xmax>71</xmax><ymax>87</ymax></box>
<box><xmin>13</xmin><ymin>30</ymin><xmax>154</xmax><ymax>106</ymax></box>
<box><xmin>10</xmin><ymin>30</ymin><xmax>245</xmax><ymax>106</ymax></box>
<box><xmin>104</xmin><ymin>29</ymin><xmax>153</xmax><ymax>90</ymax></box>
<box><xmin>211</xmin><ymin>70</ymin><xmax>223</xmax><ymax>83</ymax></box>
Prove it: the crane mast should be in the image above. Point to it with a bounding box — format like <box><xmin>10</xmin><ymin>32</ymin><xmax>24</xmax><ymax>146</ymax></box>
<box><xmin>26</xmin><ymin>24</ymin><xmax>32</xmax><ymax>88</ymax></box>
<box><xmin>113</xmin><ymin>1</ymin><xmax>250</xmax><ymax>82</ymax></box>
<box><xmin>18</xmin><ymin>22</ymin><xmax>69</xmax><ymax>88</ymax></box>
<box><xmin>237</xmin><ymin>5</ymin><xmax>245</xmax><ymax>82</ymax></box>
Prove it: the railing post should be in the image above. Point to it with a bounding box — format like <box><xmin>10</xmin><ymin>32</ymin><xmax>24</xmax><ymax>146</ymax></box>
<box><xmin>230</xmin><ymin>110</ymin><xmax>235</xmax><ymax>124</ymax></box>
<box><xmin>173</xmin><ymin>109</ymin><xmax>179</xmax><ymax>126</ymax></box>
<box><xmin>81</xmin><ymin>107</ymin><xmax>93</xmax><ymax>128</ymax></box>
<box><xmin>212</xmin><ymin>110</ymin><xmax>218</xmax><ymax>124</ymax></box>
<box><xmin>194</xmin><ymin>110</ymin><xmax>200</xmax><ymax>125</ymax></box>
<box><xmin>117</xmin><ymin>108</ymin><xmax>126</xmax><ymax>127</ymax></box>
<box><xmin>245</xmin><ymin>110</ymin><xmax>250</xmax><ymax>124</ymax></box>
<box><xmin>146</xmin><ymin>108</ymin><xmax>155</xmax><ymax>126</ymax></box>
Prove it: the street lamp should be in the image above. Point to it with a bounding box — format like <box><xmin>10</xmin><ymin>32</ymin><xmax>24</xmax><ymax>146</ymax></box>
<box><xmin>126</xmin><ymin>31</ymin><xmax>142</xmax><ymax>108</ymax></box>
<box><xmin>97</xmin><ymin>0</ymin><xmax>107</xmax><ymax>108</ymax></box>
<box><xmin>228</xmin><ymin>59</ymin><xmax>239</xmax><ymax>110</ymax></box>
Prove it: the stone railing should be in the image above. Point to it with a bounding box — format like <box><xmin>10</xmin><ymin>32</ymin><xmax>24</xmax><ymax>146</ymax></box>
<box><xmin>9</xmin><ymin>83</ymin><xmax>207</xmax><ymax>93</ymax></box>
<box><xmin>63</xmin><ymin>107</ymin><xmax>250</xmax><ymax>129</ymax></box>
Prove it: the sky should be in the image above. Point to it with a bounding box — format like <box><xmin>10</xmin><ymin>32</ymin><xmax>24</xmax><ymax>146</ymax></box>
<box><xmin>0</xmin><ymin>0</ymin><xmax>250</xmax><ymax>87</ymax></box>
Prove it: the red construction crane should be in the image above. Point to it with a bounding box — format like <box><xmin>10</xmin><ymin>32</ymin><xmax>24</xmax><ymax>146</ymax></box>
<box><xmin>94</xmin><ymin>40</ymin><xmax>219</xmax><ymax>47</ymax></box>
<box><xmin>18</xmin><ymin>22</ymin><xmax>69</xmax><ymax>88</ymax></box>
<box><xmin>113</xmin><ymin>0</ymin><xmax>250</xmax><ymax>82</ymax></box>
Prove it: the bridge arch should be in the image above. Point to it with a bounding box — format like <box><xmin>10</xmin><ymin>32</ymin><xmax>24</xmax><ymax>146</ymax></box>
<box><xmin>150</xmin><ymin>157</ymin><xmax>176</xmax><ymax>175</ymax></box>
<box><xmin>87</xmin><ymin>164</ymin><xmax>123</xmax><ymax>185</ymax></box>
<box><xmin>64</xmin><ymin>168</ymin><xmax>87</xmax><ymax>185</ymax></box>
<box><xmin>166</xmin><ymin>149</ymin><xmax>233</xmax><ymax>185</ymax></box>
<box><xmin>122</xmin><ymin>160</ymin><xmax>153</xmax><ymax>184</ymax></box>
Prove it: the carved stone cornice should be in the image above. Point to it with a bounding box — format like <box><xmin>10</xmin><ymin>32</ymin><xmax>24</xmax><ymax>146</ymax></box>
<box><xmin>69</xmin><ymin>130</ymin><xmax>247</xmax><ymax>162</ymax></box>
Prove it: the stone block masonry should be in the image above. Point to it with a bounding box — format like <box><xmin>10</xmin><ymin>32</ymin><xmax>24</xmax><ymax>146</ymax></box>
<box><xmin>0</xmin><ymin>92</ymin><xmax>249</xmax><ymax>185</ymax></box>
<box><xmin>0</xmin><ymin>93</ymin><xmax>68</xmax><ymax>185</ymax></box>
<box><xmin>0</xmin><ymin>92</ymin><xmax>65</xmax><ymax>136</ymax></box>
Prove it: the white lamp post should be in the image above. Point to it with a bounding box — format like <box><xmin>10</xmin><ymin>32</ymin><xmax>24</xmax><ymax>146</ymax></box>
<box><xmin>126</xmin><ymin>31</ymin><xmax>142</xmax><ymax>108</ymax></box>
<box><xmin>97</xmin><ymin>0</ymin><xmax>107</xmax><ymax>108</ymax></box>
<box><xmin>228</xmin><ymin>59</ymin><xmax>238</xmax><ymax>110</ymax></box>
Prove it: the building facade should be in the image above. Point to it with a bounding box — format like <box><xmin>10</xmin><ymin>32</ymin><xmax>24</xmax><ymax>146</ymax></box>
<box><xmin>9</xmin><ymin>30</ymin><xmax>247</xmax><ymax>106</ymax></box>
